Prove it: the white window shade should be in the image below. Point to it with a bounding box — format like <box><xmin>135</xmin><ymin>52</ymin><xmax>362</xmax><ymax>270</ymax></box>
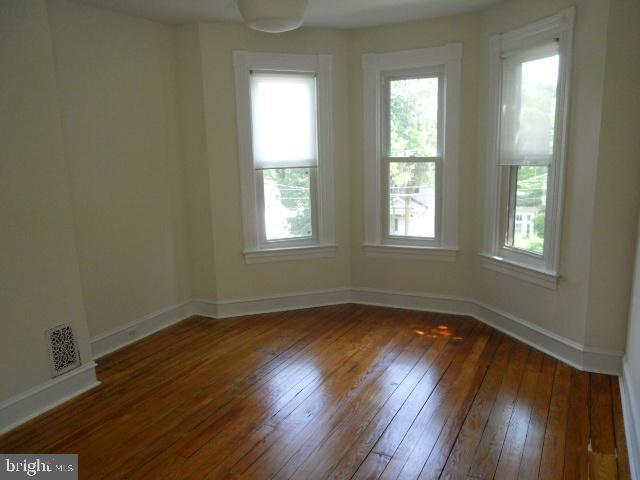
<box><xmin>498</xmin><ymin>43</ymin><xmax>560</xmax><ymax>166</ymax></box>
<box><xmin>250</xmin><ymin>72</ymin><xmax>318</xmax><ymax>169</ymax></box>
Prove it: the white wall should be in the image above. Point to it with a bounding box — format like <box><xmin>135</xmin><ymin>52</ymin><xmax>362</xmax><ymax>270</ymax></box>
<box><xmin>612</xmin><ymin>0</ymin><xmax>640</xmax><ymax>473</ymax></box>
<box><xmin>0</xmin><ymin>0</ymin><xmax>92</xmax><ymax>402</ymax></box>
<box><xmin>175</xmin><ymin>24</ymin><xmax>218</xmax><ymax>300</ymax></box>
<box><xmin>348</xmin><ymin>13</ymin><xmax>480</xmax><ymax>300</ymax></box>
<box><xmin>473</xmin><ymin>0</ymin><xmax>610</xmax><ymax>347</ymax></box>
<box><xmin>585</xmin><ymin>0</ymin><xmax>640</xmax><ymax>352</ymax></box>
<box><xmin>196</xmin><ymin>23</ymin><xmax>352</xmax><ymax>300</ymax></box>
<box><xmin>48</xmin><ymin>0</ymin><xmax>190</xmax><ymax>338</ymax></box>
<box><xmin>625</xmin><ymin>214</ymin><xmax>640</xmax><ymax>478</ymax></box>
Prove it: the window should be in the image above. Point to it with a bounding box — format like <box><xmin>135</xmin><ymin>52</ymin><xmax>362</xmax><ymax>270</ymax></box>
<box><xmin>385</xmin><ymin>76</ymin><xmax>440</xmax><ymax>241</ymax></box>
<box><xmin>233</xmin><ymin>52</ymin><xmax>336</xmax><ymax>263</ymax></box>
<box><xmin>482</xmin><ymin>8</ymin><xmax>574</xmax><ymax>288</ymax></box>
<box><xmin>362</xmin><ymin>44</ymin><xmax>462</xmax><ymax>260</ymax></box>
<box><xmin>251</xmin><ymin>73</ymin><xmax>317</xmax><ymax>243</ymax></box>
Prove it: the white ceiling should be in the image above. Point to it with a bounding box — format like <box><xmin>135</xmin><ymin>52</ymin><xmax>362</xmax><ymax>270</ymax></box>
<box><xmin>75</xmin><ymin>0</ymin><xmax>504</xmax><ymax>28</ymax></box>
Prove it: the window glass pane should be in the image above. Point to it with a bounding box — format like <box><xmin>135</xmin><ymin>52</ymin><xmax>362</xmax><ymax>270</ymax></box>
<box><xmin>250</xmin><ymin>73</ymin><xmax>317</xmax><ymax>169</ymax></box>
<box><xmin>389</xmin><ymin>162</ymin><xmax>436</xmax><ymax>238</ymax></box>
<box><xmin>499</xmin><ymin>47</ymin><xmax>559</xmax><ymax>165</ymax></box>
<box><xmin>389</xmin><ymin>77</ymin><xmax>439</xmax><ymax>157</ymax></box>
<box><xmin>263</xmin><ymin>168</ymin><xmax>312</xmax><ymax>240</ymax></box>
<box><xmin>508</xmin><ymin>165</ymin><xmax>548</xmax><ymax>255</ymax></box>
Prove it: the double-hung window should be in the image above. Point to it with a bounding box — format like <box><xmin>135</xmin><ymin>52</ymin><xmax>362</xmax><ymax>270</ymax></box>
<box><xmin>482</xmin><ymin>8</ymin><xmax>574</xmax><ymax>288</ymax></box>
<box><xmin>251</xmin><ymin>72</ymin><xmax>318</xmax><ymax>244</ymax></box>
<box><xmin>233</xmin><ymin>52</ymin><xmax>336</xmax><ymax>263</ymax></box>
<box><xmin>384</xmin><ymin>74</ymin><xmax>441</xmax><ymax>242</ymax></box>
<box><xmin>362</xmin><ymin>44</ymin><xmax>461</xmax><ymax>260</ymax></box>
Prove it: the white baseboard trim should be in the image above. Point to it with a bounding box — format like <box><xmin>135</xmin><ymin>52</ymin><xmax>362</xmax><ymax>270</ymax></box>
<box><xmin>621</xmin><ymin>358</ymin><xmax>640</xmax><ymax>480</ymax></box>
<box><xmin>0</xmin><ymin>362</ymin><xmax>99</xmax><ymax>435</ymax></box>
<box><xmin>88</xmin><ymin>288</ymin><xmax>623</xmax><ymax>375</ymax></box>
<box><xmin>192</xmin><ymin>288</ymin><xmax>352</xmax><ymax>319</ymax></box>
<box><xmin>89</xmin><ymin>290</ymin><xmax>352</xmax><ymax>361</ymax></box>
<box><xmin>351</xmin><ymin>287</ymin><xmax>622</xmax><ymax>375</ymax></box>
<box><xmin>189</xmin><ymin>287</ymin><xmax>622</xmax><ymax>375</ymax></box>
<box><xmin>4</xmin><ymin>287</ymin><xmax>626</xmax><ymax>439</ymax></box>
<box><xmin>90</xmin><ymin>302</ymin><xmax>196</xmax><ymax>359</ymax></box>
<box><xmin>351</xmin><ymin>287</ymin><xmax>473</xmax><ymax>316</ymax></box>
<box><xmin>471</xmin><ymin>300</ymin><xmax>622</xmax><ymax>374</ymax></box>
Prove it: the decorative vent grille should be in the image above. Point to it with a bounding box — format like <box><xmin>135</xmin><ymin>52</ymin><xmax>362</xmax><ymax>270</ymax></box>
<box><xmin>46</xmin><ymin>324</ymin><xmax>81</xmax><ymax>377</ymax></box>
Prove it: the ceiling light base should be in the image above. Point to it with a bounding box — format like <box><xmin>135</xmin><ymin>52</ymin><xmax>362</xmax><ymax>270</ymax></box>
<box><xmin>237</xmin><ymin>0</ymin><xmax>309</xmax><ymax>33</ymax></box>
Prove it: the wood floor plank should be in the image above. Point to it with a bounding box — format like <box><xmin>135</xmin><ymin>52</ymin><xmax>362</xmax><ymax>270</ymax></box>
<box><xmin>275</xmin><ymin>331</ymin><xmax>430</xmax><ymax>479</ymax></box>
<box><xmin>185</xmin><ymin>308</ymin><xmax>418</xmax><ymax>480</ymax></box>
<box><xmin>590</xmin><ymin>373</ymin><xmax>616</xmax><ymax>455</ymax></box>
<box><xmin>326</xmin><ymin>316</ymin><xmax>471</xmax><ymax>480</ymax></box>
<box><xmin>410</xmin><ymin>331</ymin><xmax>503</xmax><ymax>480</ymax></box>
<box><xmin>590</xmin><ymin>453</ymin><xmax>618</xmax><ymax>480</ymax></box>
<box><xmin>515</xmin><ymin>355</ymin><xmax>556</xmax><ymax>480</ymax></box>
<box><xmin>233</xmin><ymin>312</ymin><xmax>425</xmax><ymax>480</ymax></box>
<box><xmin>414</xmin><ymin>329</ymin><xmax>503</xmax><ymax>480</ymax></box>
<box><xmin>367</xmin><ymin>321</ymin><xmax>478</xmax><ymax>461</ymax></box>
<box><xmin>562</xmin><ymin>369</ymin><xmax>590</xmax><ymax>480</ymax></box>
<box><xmin>348</xmin><ymin>324</ymin><xmax>476</xmax><ymax>480</ymax></box>
<box><xmin>466</xmin><ymin>341</ymin><xmax>531</xmax><ymax>479</ymax></box>
<box><xmin>612</xmin><ymin>377</ymin><xmax>632</xmax><ymax>480</ymax></box>
<box><xmin>439</xmin><ymin>337</ymin><xmax>518</xmax><ymax>480</ymax></box>
<box><xmin>78</xmin><ymin>311</ymin><xmax>330</xmax><ymax>477</ymax></box>
<box><xmin>0</xmin><ymin>305</ymin><xmax>630</xmax><ymax>480</ymax></box>
<box><xmin>491</xmin><ymin>349</ymin><xmax>544</xmax><ymax>480</ymax></box>
<box><xmin>538</xmin><ymin>361</ymin><xmax>572</xmax><ymax>480</ymax></box>
<box><xmin>589</xmin><ymin>373</ymin><xmax>618</xmax><ymax>480</ymax></box>
<box><xmin>397</xmin><ymin>326</ymin><xmax>502</xmax><ymax>480</ymax></box>
<box><xmin>105</xmin><ymin>306</ymin><xmax>372</xmax><ymax>479</ymax></box>
<box><xmin>289</xmin><ymin>322</ymin><xmax>443</xmax><ymax>479</ymax></box>
<box><xmin>351</xmin><ymin>452</ymin><xmax>391</xmax><ymax>480</ymax></box>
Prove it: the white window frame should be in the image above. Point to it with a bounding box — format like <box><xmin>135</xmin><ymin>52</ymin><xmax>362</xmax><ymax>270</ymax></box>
<box><xmin>481</xmin><ymin>8</ymin><xmax>574</xmax><ymax>289</ymax></box>
<box><xmin>233</xmin><ymin>51</ymin><xmax>336</xmax><ymax>264</ymax></box>
<box><xmin>361</xmin><ymin>44</ymin><xmax>461</xmax><ymax>262</ymax></box>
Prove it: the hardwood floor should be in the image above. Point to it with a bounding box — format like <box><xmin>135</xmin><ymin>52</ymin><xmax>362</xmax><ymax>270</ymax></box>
<box><xmin>0</xmin><ymin>304</ymin><xmax>631</xmax><ymax>479</ymax></box>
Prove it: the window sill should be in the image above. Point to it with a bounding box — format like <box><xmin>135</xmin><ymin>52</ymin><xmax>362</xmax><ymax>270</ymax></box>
<box><xmin>479</xmin><ymin>253</ymin><xmax>559</xmax><ymax>290</ymax></box>
<box><xmin>362</xmin><ymin>244</ymin><xmax>458</xmax><ymax>262</ymax></box>
<box><xmin>244</xmin><ymin>245</ymin><xmax>337</xmax><ymax>264</ymax></box>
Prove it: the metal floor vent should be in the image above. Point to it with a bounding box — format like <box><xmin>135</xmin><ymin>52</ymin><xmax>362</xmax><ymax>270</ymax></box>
<box><xmin>46</xmin><ymin>324</ymin><xmax>81</xmax><ymax>377</ymax></box>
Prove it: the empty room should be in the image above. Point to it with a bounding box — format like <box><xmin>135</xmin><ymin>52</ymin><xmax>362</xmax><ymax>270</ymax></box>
<box><xmin>1</xmin><ymin>0</ymin><xmax>639</xmax><ymax>478</ymax></box>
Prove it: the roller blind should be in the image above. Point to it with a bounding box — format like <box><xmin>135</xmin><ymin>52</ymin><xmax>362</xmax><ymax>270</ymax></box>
<box><xmin>250</xmin><ymin>72</ymin><xmax>318</xmax><ymax>169</ymax></box>
<box><xmin>498</xmin><ymin>42</ymin><xmax>559</xmax><ymax>166</ymax></box>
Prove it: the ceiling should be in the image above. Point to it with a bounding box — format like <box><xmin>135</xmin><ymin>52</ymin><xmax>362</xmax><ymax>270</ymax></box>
<box><xmin>76</xmin><ymin>0</ymin><xmax>504</xmax><ymax>28</ymax></box>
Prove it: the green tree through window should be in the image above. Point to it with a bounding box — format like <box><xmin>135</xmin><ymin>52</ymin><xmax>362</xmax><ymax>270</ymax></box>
<box><xmin>389</xmin><ymin>77</ymin><xmax>438</xmax><ymax>157</ymax></box>
<box><xmin>263</xmin><ymin>168</ymin><xmax>312</xmax><ymax>239</ymax></box>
